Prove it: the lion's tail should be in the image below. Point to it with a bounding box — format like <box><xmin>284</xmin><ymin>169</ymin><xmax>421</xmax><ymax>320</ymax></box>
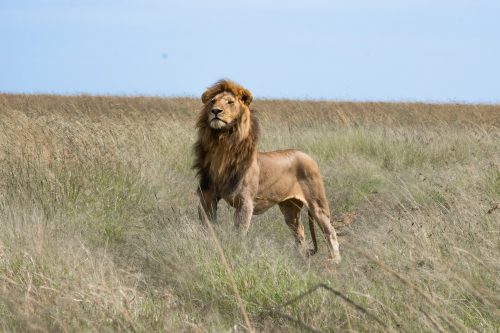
<box><xmin>307</xmin><ymin>210</ymin><xmax>318</xmax><ymax>255</ymax></box>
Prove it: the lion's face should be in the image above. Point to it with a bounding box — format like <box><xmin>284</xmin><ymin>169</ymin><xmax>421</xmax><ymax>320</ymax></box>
<box><xmin>206</xmin><ymin>92</ymin><xmax>244</xmax><ymax>130</ymax></box>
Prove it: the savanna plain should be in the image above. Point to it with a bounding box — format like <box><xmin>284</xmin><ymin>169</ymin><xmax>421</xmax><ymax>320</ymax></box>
<box><xmin>0</xmin><ymin>94</ymin><xmax>499</xmax><ymax>332</ymax></box>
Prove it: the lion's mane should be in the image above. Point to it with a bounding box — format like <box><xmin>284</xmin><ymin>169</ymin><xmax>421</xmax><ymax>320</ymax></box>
<box><xmin>193</xmin><ymin>80</ymin><xmax>260</xmax><ymax>196</ymax></box>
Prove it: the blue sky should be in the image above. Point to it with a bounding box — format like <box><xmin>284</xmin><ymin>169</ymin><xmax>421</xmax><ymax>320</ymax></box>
<box><xmin>1</xmin><ymin>0</ymin><xmax>499</xmax><ymax>102</ymax></box>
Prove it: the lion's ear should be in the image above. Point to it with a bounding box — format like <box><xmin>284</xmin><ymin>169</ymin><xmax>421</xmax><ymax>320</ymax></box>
<box><xmin>201</xmin><ymin>90</ymin><xmax>213</xmax><ymax>104</ymax></box>
<box><xmin>240</xmin><ymin>88</ymin><xmax>253</xmax><ymax>106</ymax></box>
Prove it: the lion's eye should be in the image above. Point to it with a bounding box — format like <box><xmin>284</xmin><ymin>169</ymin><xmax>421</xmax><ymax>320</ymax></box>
<box><xmin>228</xmin><ymin>100</ymin><xmax>234</xmax><ymax>105</ymax></box>
<box><xmin>211</xmin><ymin>99</ymin><xmax>216</xmax><ymax>104</ymax></box>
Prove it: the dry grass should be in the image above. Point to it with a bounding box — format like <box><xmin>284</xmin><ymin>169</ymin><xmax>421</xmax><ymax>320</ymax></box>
<box><xmin>0</xmin><ymin>93</ymin><xmax>499</xmax><ymax>332</ymax></box>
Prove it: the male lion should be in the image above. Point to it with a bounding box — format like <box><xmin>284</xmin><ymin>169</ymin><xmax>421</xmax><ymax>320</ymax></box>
<box><xmin>193</xmin><ymin>80</ymin><xmax>341</xmax><ymax>263</ymax></box>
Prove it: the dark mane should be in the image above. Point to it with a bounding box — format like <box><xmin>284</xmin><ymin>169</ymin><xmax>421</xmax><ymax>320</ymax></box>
<box><xmin>193</xmin><ymin>108</ymin><xmax>259</xmax><ymax>196</ymax></box>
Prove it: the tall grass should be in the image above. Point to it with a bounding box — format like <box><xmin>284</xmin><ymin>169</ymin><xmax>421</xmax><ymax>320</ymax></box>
<box><xmin>0</xmin><ymin>93</ymin><xmax>499</xmax><ymax>332</ymax></box>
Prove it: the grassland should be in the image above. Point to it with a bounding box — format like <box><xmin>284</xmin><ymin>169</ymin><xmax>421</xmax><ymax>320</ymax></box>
<box><xmin>0</xmin><ymin>93</ymin><xmax>499</xmax><ymax>332</ymax></box>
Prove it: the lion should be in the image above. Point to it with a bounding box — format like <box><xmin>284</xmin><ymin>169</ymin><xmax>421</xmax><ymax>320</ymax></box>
<box><xmin>193</xmin><ymin>79</ymin><xmax>341</xmax><ymax>263</ymax></box>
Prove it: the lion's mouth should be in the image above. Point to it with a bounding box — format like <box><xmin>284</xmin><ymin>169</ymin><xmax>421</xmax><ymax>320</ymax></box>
<box><xmin>210</xmin><ymin>118</ymin><xmax>227</xmax><ymax>129</ymax></box>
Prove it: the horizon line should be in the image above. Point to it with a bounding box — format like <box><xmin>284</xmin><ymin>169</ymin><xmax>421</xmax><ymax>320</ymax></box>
<box><xmin>1</xmin><ymin>90</ymin><xmax>499</xmax><ymax>106</ymax></box>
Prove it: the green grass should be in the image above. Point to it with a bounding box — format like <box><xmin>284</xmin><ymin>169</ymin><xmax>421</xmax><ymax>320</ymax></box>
<box><xmin>0</xmin><ymin>94</ymin><xmax>499</xmax><ymax>332</ymax></box>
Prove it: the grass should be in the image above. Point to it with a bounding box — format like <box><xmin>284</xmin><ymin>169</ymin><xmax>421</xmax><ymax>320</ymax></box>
<box><xmin>0</xmin><ymin>93</ymin><xmax>499</xmax><ymax>332</ymax></box>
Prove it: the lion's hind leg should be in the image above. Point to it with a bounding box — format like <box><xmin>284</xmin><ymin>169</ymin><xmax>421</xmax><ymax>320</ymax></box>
<box><xmin>307</xmin><ymin>210</ymin><xmax>318</xmax><ymax>256</ymax></box>
<box><xmin>308</xmin><ymin>202</ymin><xmax>341</xmax><ymax>264</ymax></box>
<box><xmin>278</xmin><ymin>199</ymin><xmax>305</xmax><ymax>250</ymax></box>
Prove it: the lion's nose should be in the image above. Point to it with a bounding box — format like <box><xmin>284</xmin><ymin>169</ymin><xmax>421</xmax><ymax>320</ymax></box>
<box><xmin>211</xmin><ymin>108</ymin><xmax>223</xmax><ymax>115</ymax></box>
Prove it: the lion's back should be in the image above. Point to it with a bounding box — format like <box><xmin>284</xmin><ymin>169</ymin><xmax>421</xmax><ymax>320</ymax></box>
<box><xmin>258</xmin><ymin>149</ymin><xmax>322</xmax><ymax>185</ymax></box>
<box><xmin>259</xmin><ymin>149</ymin><xmax>319</xmax><ymax>171</ymax></box>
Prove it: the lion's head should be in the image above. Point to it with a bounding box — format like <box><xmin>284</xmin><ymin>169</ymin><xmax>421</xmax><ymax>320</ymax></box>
<box><xmin>198</xmin><ymin>80</ymin><xmax>254</xmax><ymax>136</ymax></box>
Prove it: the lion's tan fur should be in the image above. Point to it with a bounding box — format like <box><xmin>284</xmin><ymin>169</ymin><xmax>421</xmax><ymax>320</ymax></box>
<box><xmin>193</xmin><ymin>79</ymin><xmax>341</xmax><ymax>263</ymax></box>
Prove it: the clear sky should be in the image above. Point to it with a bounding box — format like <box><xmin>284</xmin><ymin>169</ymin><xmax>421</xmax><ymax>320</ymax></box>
<box><xmin>1</xmin><ymin>0</ymin><xmax>499</xmax><ymax>102</ymax></box>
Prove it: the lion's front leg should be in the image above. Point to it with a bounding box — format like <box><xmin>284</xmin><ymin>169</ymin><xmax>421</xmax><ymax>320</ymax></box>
<box><xmin>197</xmin><ymin>189</ymin><xmax>218</xmax><ymax>226</ymax></box>
<box><xmin>232</xmin><ymin>163</ymin><xmax>258</xmax><ymax>236</ymax></box>
<box><xmin>233</xmin><ymin>198</ymin><xmax>254</xmax><ymax>236</ymax></box>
